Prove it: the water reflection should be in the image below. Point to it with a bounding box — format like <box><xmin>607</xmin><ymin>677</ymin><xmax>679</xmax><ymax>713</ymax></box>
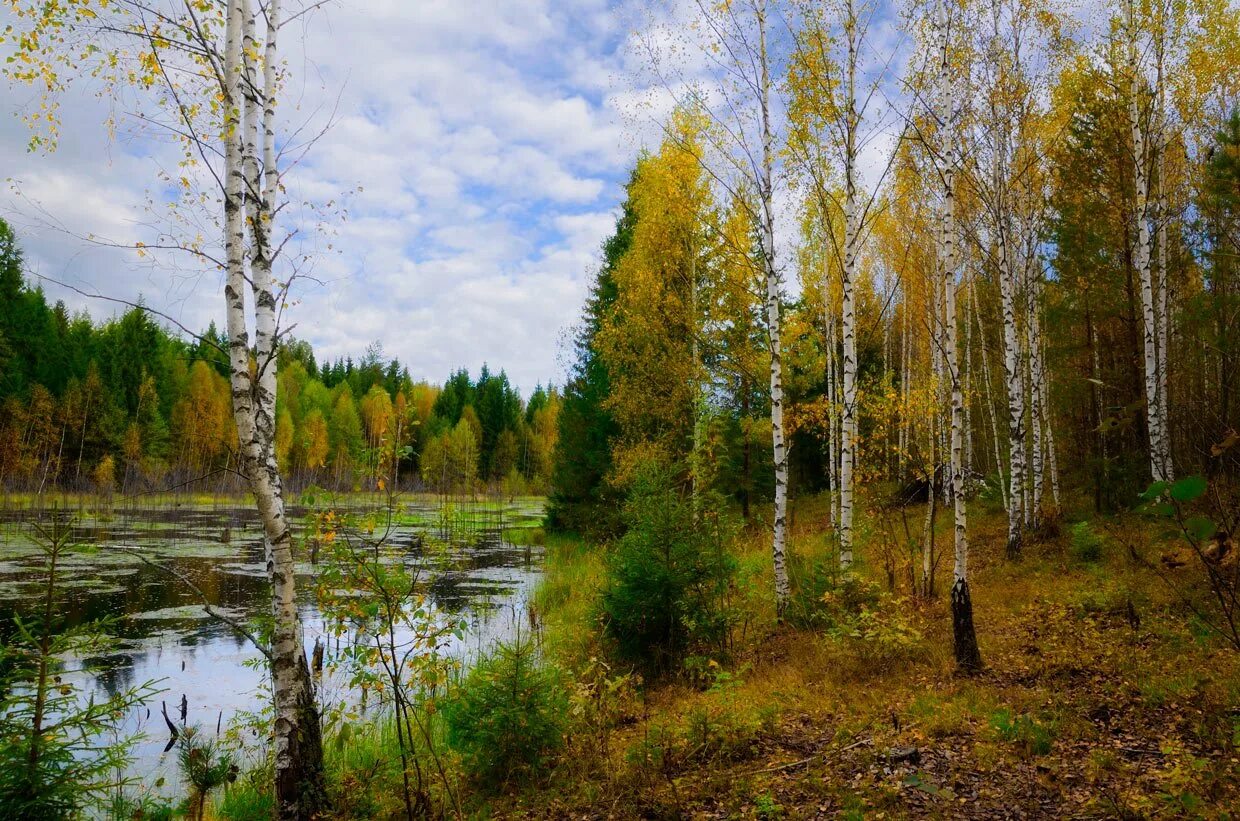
<box><xmin>0</xmin><ymin>497</ymin><xmax>545</xmax><ymax>794</ymax></box>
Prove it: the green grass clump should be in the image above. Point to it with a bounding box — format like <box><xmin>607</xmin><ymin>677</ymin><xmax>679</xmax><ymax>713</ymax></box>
<box><xmin>505</xmin><ymin>525</ymin><xmax>545</xmax><ymax>546</ymax></box>
<box><xmin>989</xmin><ymin>708</ymin><xmax>1054</xmax><ymax>757</ymax></box>
<box><xmin>214</xmin><ymin>777</ymin><xmax>273</xmax><ymax>821</ymax></box>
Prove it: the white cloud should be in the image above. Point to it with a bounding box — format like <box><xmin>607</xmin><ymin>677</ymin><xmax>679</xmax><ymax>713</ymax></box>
<box><xmin>0</xmin><ymin>0</ymin><xmax>963</xmax><ymax>393</ymax></box>
<box><xmin>0</xmin><ymin>0</ymin><xmax>642</xmax><ymax>393</ymax></box>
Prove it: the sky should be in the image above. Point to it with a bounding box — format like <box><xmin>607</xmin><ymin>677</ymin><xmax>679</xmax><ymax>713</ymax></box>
<box><xmin>1</xmin><ymin>0</ymin><xmax>662</xmax><ymax>394</ymax></box>
<box><xmin>0</xmin><ymin>0</ymin><xmax>922</xmax><ymax>396</ymax></box>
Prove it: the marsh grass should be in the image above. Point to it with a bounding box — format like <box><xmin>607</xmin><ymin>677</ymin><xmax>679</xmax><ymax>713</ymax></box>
<box><xmin>207</xmin><ymin>489</ymin><xmax>1239</xmax><ymax>818</ymax></box>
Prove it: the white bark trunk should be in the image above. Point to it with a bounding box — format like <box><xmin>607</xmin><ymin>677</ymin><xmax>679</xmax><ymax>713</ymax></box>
<box><xmin>229</xmin><ymin>2</ymin><xmax>324</xmax><ymax>814</ymax></box>
<box><xmin>998</xmin><ymin>197</ymin><xmax>1025</xmax><ymax>553</ymax></box>
<box><xmin>898</xmin><ymin>291</ymin><xmax>910</xmax><ymax>481</ymax></box>
<box><xmin>1039</xmin><ymin>326</ymin><xmax>1061</xmax><ymax>509</ymax></box>
<box><xmin>969</xmin><ymin>275</ymin><xmax>1006</xmax><ymax>501</ymax></box>
<box><xmin>938</xmin><ymin>35</ymin><xmax>967</xmax><ymax>590</ymax></box>
<box><xmin>964</xmin><ymin>274</ymin><xmax>974</xmax><ymax>474</ymax></box>
<box><xmin>1027</xmin><ymin>265</ymin><xmax>1045</xmax><ymax>527</ymax></box>
<box><xmin>1154</xmin><ymin>22</ymin><xmax>1173</xmax><ymax>481</ymax></box>
<box><xmin>940</xmin><ymin>0</ymin><xmax>981</xmax><ymax>672</ymax></box>
<box><xmin>824</xmin><ymin>297</ymin><xmax>839</xmax><ymax>530</ymax></box>
<box><xmin>1127</xmin><ymin>0</ymin><xmax>1170</xmax><ymax>485</ymax></box>
<box><xmin>836</xmin><ymin>0</ymin><xmax>860</xmax><ymax>573</ymax></box>
<box><xmin>1154</xmin><ymin>94</ymin><xmax>1173</xmax><ymax>480</ymax></box>
<box><xmin>758</xmin><ymin>0</ymin><xmax>789</xmax><ymax>612</ymax></box>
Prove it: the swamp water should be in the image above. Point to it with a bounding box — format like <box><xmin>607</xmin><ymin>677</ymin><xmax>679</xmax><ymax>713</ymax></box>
<box><xmin>0</xmin><ymin>495</ymin><xmax>545</xmax><ymax>798</ymax></box>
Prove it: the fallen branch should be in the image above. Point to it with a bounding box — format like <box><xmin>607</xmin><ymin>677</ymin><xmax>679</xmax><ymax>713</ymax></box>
<box><xmin>116</xmin><ymin>546</ymin><xmax>272</xmax><ymax>663</ymax></box>
<box><xmin>749</xmin><ymin>736</ymin><xmax>872</xmax><ymax>775</ymax></box>
<box><xmin>1117</xmin><ymin>746</ymin><xmax>1164</xmax><ymax>758</ymax></box>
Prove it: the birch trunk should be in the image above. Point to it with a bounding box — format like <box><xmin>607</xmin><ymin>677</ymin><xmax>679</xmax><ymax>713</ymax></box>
<box><xmin>1154</xmin><ymin>65</ymin><xmax>1173</xmax><ymax>481</ymax></box>
<box><xmin>969</xmin><ymin>275</ymin><xmax>1006</xmax><ymax>500</ymax></box>
<box><xmin>898</xmin><ymin>292</ymin><xmax>910</xmax><ymax>482</ymax></box>
<box><xmin>1040</xmin><ymin>328</ymin><xmax>1061</xmax><ymax>509</ymax></box>
<box><xmin>227</xmin><ymin>2</ymin><xmax>326</xmax><ymax>815</ymax></box>
<box><xmin>964</xmin><ymin>275</ymin><xmax>974</xmax><ymax>474</ymax></box>
<box><xmin>758</xmin><ymin>0</ymin><xmax>790</xmax><ymax>613</ymax></box>
<box><xmin>1154</xmin><ymin>21</ymin><xmax>1173</xmax><ymax>480</ymax></box>
<box><xmin>938</xmin><ymin>0</ymin><xmax>981</xmax><ymax>672</ymax></box>
<box><xmin>998</xmin><ymin>205</ymin><xmax>1025</xmax><ymax>555</ymax></box>
<box><xmin>939</xmin><ymin>272</ymin><xmax>951</xmax><ymax>506</ymax></box>
<box><xmin>837</xmin><ymin>0</ymin><xmax>860</xmax><ymax>573</ymax></box>
<box><xmin>824</xmin><ymin>298</ymin><xmax>838</xmax><ymax>530</ymax></box>
<box><xmin>1027</xmin><ymin>266</ymin><xmax>1045</xmax><ymax>528</ymax></box>
<box><xmin>1127</xmin><ymin>0</ymin><xmax>1170</xmax><ymax>485</ymax></box>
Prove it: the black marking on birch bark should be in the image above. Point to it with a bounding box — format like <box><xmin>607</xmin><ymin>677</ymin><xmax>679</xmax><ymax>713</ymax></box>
<box><xmin>951</xmin><ymin>577</ymin><xmax>983</xmax><ymax>673</ymax></box>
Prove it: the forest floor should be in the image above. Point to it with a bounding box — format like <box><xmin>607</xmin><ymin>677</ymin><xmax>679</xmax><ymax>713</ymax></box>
<box><xmin>500</xmin><ymin>493</ymin><xmax>1239</xmax><ymax>820</ymax></box>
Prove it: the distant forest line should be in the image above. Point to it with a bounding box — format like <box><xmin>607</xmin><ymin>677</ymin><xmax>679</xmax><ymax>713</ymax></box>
<box><xmin>0</xmin><ymin>220</ymin><xmax>559</xmax><ymax>496</ymax></box>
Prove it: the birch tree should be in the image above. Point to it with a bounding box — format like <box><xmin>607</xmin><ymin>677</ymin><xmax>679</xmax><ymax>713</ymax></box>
<box><xmin>957</xmin><ymin>0</ymin><xmax>1065</xmax><ymax>553</ymax></box>
<box><xmin>226</xmin><ymin>2</ymin><xmax>328</xmax><ymax>814</ymax></box>
<box><xmin>3</xmin><ymin>2</ymin><xmax>331</xmax><ymax>815</ymax></box>
<box><xmin>931</xmin><ymin>0</ymin><xmax>983</xmax><ymax>671</ymax></box>
<box><xmin>1120</xmin><ymin>0</ymin><xmax>1174</xmax><ymax>484</ymax></box>
<box><xmin>786</xmin><ymin>0</ymin><xmax>903</xmax><ymax>573</ymax></box>
<box><xmin>639</xmin><ymin>0</ymin><xmax>793</xmax><ymax>610</ymax></box>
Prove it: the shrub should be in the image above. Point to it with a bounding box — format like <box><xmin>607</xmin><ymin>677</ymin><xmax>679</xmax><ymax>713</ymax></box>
<box><xmin>0</xmin><ymin>516</ymin><xmax>157</xmax><ymax>821</ymax></box>
<box><xmin>443</xmin><ymin>635</ymin><xmax>568</xmax><ymax>789</ymax></box>
<box><xmin>989</xmin><ymin>708</ymin><xmax>1054</xmax><ymax>756</ymax></box>
<box><xmin>562</xmin><ymin>655</ymin><xmax>640</xmax><ymax>776</ymax></box>
<box><xmin>1070</xmin><ymin>521</ymin><xmax>1104</xmax><ymax>563</ymax></box>
<box><xmin>601</xmin><ymin>465</ymin><xmax>738</xmax><ymax>673</ymax></box>
<box><xmin>108</xmin><ymin>793</ymin><xmax>175</xmax><ymax>821</ymax></box>
<box><xmin>177</xmin><ymin>726</ymin><xmax>237</xmax><ymax>821</ymax></box>
<box><xmin>622</xmin><ymin>665</ymin><xmax>775</xmax><ymax>782</ymax></box>
<box><xmin>826</xmin><ymin>604</ymin><xmax>924</xmax><ymax>670</ymax></box>
<box><xmin>786</xmin><ymin>561</ymin><xmax>880</xmax><ymax>631</ymax></box>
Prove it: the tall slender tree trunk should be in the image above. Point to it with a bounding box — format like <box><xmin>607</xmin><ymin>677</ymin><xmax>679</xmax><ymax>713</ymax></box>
<box><xmin>824</xmin><ymin>299</ymin><xmax>838</xmax><ymax>530</ymax></box>
<box><xmin>757</xmin><ymin>0</ymin><xmax>790</xmax><ymax>614</ymax></box>
<box><xmin>1127</xmin><ymin>0</ymin><xmax>1170</xmax><ymax>485</ymax></box>
<box><xmin>969</xmin><ymin>275</ymin><xmax>1005</xmax><ymax>497</ymax></box>
<box><xmin>998</xmin><ymin>203</ymin><xmax>1025</xmax><ymax>555</ymax></box>
<box><xmin>1027</xmin><ymin>266</ymin><xmax>1045</xmax><ymax>528</ymax></box>
<box><xmin>226</xmin><ymin>2</ymin><xmax>326</xmax><ymax>816</ymax></box>
<box><xmin>963</xmin><ymin>276</ymin><xmax>974</xmax><ymax>474</ymax></box>
<box><xmin>899</xmin><ymin>293</ymin><xmax>910</xmax><ymax>482</ymax></box>
<box><xmin>837</xmin><ymin>0</ymin><xmax>860</xmax><ymax>573</ymax></box>
<box><xmin>938</xmin><ymin>0</ymin><xmax>981</xmax><ymax>672</ymax></box>
<box><xmin>1041</xmin><ymin>360</ymin><xmax>1061</xmax><ymax>510</ymax></box>
<box><xmin>1154</xmin><ymin>21</ymin><xmax>1174</xmax><ymax>481</ymax></box>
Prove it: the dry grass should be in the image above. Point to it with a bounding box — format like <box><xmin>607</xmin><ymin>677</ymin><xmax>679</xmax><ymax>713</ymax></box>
<box><xmin>502</xmin><ymin>492</ymin><xmax>1240</xmax><ymax>819</ymax></box>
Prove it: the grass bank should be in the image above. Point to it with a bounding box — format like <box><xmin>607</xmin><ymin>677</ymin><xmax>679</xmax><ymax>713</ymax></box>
<box><xmin>204</xmin><ymin>491</ymin><xmax>1238</xmax><ymax>819</ymax></box>
<box><xmin>502</xmin><ymin>493</ymin><xmax>1240</xmax><ymax>818</ymax></box>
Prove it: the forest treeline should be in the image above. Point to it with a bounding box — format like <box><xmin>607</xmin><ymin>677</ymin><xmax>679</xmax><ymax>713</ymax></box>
<box><xmin>548</xmin><ymin>2</ymin><xmax>1240</xmax><ymax>571</ymax></box>
<box><xmin>0</xmin><ymin>221</ymin><xmax>559</xmax><ymax>495</ymax></box>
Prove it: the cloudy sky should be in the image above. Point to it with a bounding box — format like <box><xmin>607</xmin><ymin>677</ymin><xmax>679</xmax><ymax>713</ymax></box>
<box><xmin>2</xmin><ymin>0</ymin><xmax>667</xmax><ymax>394</ymax></box>
<box><xmin>1</xmin><ymin>0</ymin><xmax>923</xmax><ymax>394</ymax></box>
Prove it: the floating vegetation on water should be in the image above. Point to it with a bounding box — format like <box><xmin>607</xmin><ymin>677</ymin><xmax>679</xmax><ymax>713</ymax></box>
<box><xmin>128</xmin><ymin>605</ymin><xmax>243</xmax><ymax>621</ymax></box>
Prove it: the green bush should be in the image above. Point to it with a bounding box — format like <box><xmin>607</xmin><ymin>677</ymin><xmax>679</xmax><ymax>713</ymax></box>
<box><xmin>1070</xmin><ymin>521</ymin><xmax>1105</xmax><ymax>563</ymax></box>
<box><xmin>444</xmin><ymin>635</ymin><xmax>568</xmax><ymax>789</ymax></box>
<box><xmin>786</xmin><ymin>558</ymin><xmax>880</xmax><ymax>630</ymax></box>
<box><xmin>990</xmin><ymin>708</ymin><xmax>1054</xmax><ymax>756</ymax></box>
<box><xmin>109</xmin><ymin>794</ymin><xmax>176</xmax><ymax>821</ymax></box>
<box><xmin>601</xmin><ymin>465</ymin><xmax>738</xmax><ymax>673</ymax></box>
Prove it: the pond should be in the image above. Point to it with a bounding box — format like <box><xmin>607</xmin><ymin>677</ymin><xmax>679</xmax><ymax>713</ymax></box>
<box><xmin>0</xmin><ymin>494</ymin><xmax>546</xmax><ymax>797</ymax></box>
